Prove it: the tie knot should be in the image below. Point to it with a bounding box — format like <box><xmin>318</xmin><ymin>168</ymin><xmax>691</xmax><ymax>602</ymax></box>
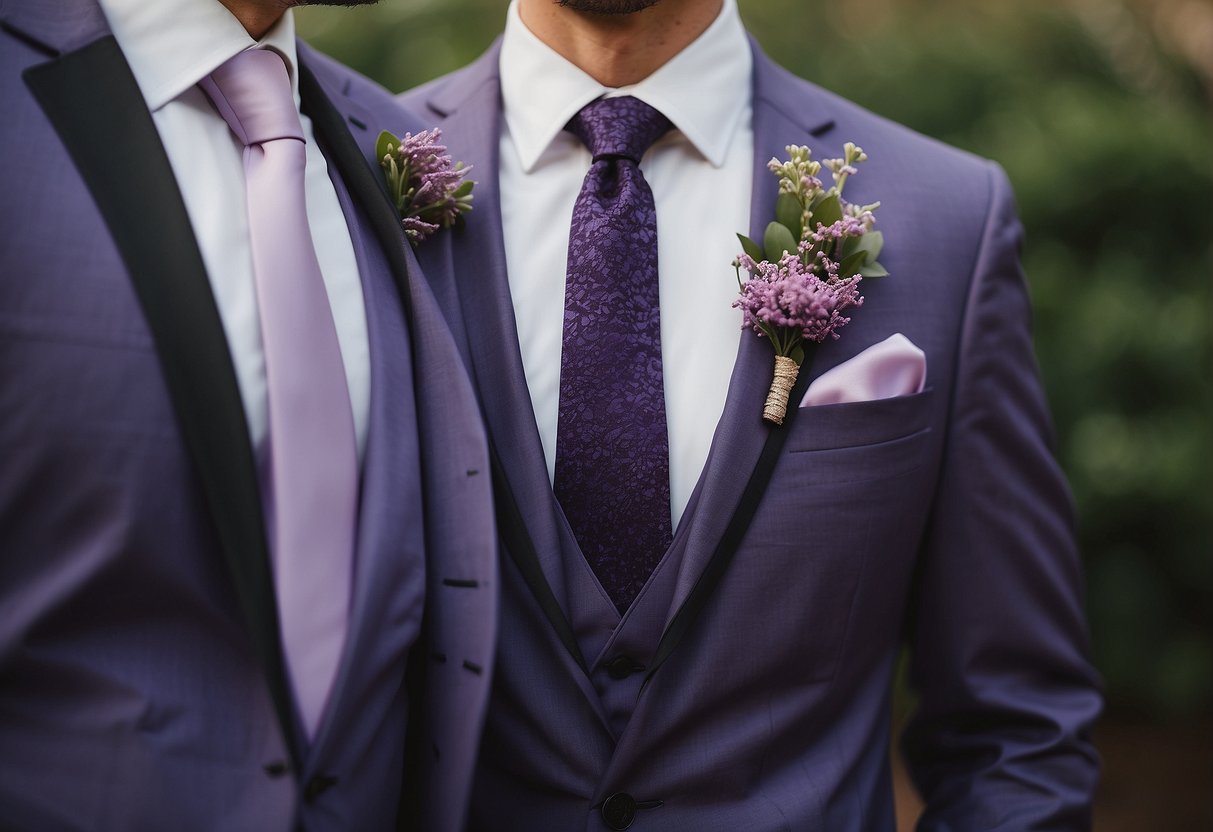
<box><xmin>199</xmin><ymin>49</ymin><xmax>303</xmax><ymax>147</ymax></box>
<box><xmin>566</xmin><ymin>96</ymin><xmax>672</xmax><ymax>163</ymax></box>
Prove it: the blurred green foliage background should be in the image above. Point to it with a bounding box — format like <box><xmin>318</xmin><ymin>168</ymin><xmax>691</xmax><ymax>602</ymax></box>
<box><xmin>297</xmin><ymin>0</ymin><xmax>1213</xmax><ymax>721</ymax></box>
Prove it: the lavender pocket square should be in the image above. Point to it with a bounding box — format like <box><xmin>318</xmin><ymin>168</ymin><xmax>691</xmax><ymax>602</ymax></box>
<box><xmin>800</xmin><ymin>333</ymin><xmax>926</xmax><ymax>407</ymax></box>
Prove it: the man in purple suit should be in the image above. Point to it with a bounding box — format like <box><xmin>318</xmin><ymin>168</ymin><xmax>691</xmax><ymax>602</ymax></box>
<box><xmin>400</xmin><ymin>0</ymin><xmax>1102</xmax><ymax>828</ymax></box>
<box><xmin>0</xmin><ymin>1</ymin><xmax>496</xmax><ymax>829</ymax></box>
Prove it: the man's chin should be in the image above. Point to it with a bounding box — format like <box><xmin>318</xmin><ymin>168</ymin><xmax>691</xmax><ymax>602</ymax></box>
<box><xmin>556</xmin><ymin>0</ymin><xmax>660</xmax><ymax>15</ymax></box>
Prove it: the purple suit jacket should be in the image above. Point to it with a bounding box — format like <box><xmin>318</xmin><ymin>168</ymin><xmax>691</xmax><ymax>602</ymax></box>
<box><xmin>400</xmin><ymin>38</ymin><xmax>1101</xmax><ymax>831</ymax></box>
<box><xmin>0</xmin><ymin>2</ymin><xmax>496</xmax><ymax>830</ymax></box>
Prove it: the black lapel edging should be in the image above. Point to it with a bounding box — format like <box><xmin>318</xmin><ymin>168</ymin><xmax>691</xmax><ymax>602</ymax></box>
<box><xmin>489</xmin><ymin>448</ymin><xmax>588</xmax><ymax>673</ymax></box>
<box><xmin>643</xmin><ymin>343</ymin><xmax>818</xmax><ymax>688</ymax></box>
<box><xmin>23</xmin><ymin>37</ymin><xmax>299</xmax><ymax>766</ymax></box>
<box><xmin>297</xmin><ymin>64</ymin><xmax>416</xmax><ymax>344</ymax></box>
<box><xmin>299</xmin><ymin>65</ymin><xmax>591</xmax><ymax>676</ymax></box>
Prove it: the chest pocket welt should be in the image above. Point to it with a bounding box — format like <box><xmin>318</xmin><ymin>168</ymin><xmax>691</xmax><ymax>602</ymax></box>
<box><xmin>780</xmin><ymin>388</ymin><xmax>936</xmax><ymax>484</ymax></box>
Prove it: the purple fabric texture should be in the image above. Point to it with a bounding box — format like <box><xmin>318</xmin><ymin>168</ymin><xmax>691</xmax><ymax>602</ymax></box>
<box><xmin>0</xmin><ymin>4</ymin><xmax>497</xmax><ymax>829</ymax></box>
<box><xmin>402</xmin><ymin>35</ymin><xmax>1100</xmax><ymax>832</ymax></box>
<box><xmin>554</xmin><ymin>96</ymin><xmax>673</xmax><ymax>613</ymax></box>
<box><xmin>201</xmin><ymin>49</ymin><xmax>358</xmax><ymax>740</ymax></box>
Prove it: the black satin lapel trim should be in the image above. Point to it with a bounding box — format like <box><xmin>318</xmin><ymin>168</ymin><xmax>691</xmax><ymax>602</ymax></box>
<box><xmin>490</xmin><ymin>448</ymin><xmax>588</xmax><ymax>673</ymax></box>
<box><xmin>298</xmin><ymin>64</ymin><xmax>412</xmax><ymax>323</ymax></box>
<box><xmin>644</xmin><ymin>343</ymin><xmax>818</xmax><ymax>687</ymax></box>
<box><xmin>23</xmin><ymin>37</ymin><xmax>298</xmax><ymax>765</ymax></box>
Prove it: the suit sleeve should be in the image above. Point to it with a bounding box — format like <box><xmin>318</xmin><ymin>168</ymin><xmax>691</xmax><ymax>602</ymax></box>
<box><xmin>901</xmin><ymin>162</ymin><xmax>1102</xmax><ymax>831</ymax></box>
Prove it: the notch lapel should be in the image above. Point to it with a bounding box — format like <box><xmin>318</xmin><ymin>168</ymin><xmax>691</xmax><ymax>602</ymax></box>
<box><xmin>22</xmin><ymin>32</ymin><xmax>298</xmax><ymax>766</ymax></box>
<box><xmin>644</xmin><ymin>42</ymin><xmax>837</xmax><ymax>682</ymax></box>
<box><xmin>420</xmin><ymin>48</ymin><xmax>590</xmax><ymax>674</ymax></box>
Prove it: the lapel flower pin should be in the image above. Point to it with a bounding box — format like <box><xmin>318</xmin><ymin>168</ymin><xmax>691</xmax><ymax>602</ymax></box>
<box><xmin>734</xmin><ymin>142</ymin><xmax>889</xmax><ymax>425</ymax></box>
<box><xmin>377</xmin><ymin>128</ymin><xmax>474</xmax><ymax>246</ymax></box>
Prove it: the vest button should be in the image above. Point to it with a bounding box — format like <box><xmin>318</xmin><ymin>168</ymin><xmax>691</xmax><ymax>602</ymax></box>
<box><xmin>601</xmin><ymin>792</ymin><xmax>637</xmax><ymax>830</ymax></box>
<box><xmin>604</xmin><ymin>655</ymin><xmax>642</xmax><ymax>680</ymax></box>
<box><xmin>262</xmin><ymin>760</ymin><xmax>290</xmax><ymax>778</ymax></box>
<box><xmin>303</xmin><ymin>774</ymin><xmax>338</xmax><ymax>804</ymax></box>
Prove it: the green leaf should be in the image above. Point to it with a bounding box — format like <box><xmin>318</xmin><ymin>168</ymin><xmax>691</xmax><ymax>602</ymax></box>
<box><xmin>809</xmin><ymin>193</ymin><xmax>842</xmax><ymax>228</ymax></box>
<box><xmin>736</xmin><ymin>233</ymin><xmax>764</xmax><ymax>263</ymax></box>
<box><xmin>453</xmin><ymin>180</ymin><xmax>475</xmax><ymax>198</ymax></box>
<box><xmin>763</xmin><ymin>221</ymin><xmax>799</xmax><ymax>262</ymax></box>
<box><xmin>841</xmin><ymin>234</ymin><xmax>862</xmax><ymax>259</ymax></box>
<box><xmin>790</xmin><ymin>343</ymin><xmax>806</xmax><ymax>366</ymax></box>
<box><xmin>775</xmin><ymin>192</ymin><xmax>804</xmax><ymax>239</ymax></box>
<box><xmin>839</xmin><ymin>249</ymin><xmax>868</xmax><ymax>277</ymax></box>
<box><xmin>375</xmin><ymin>130</ymin><xmax>398</xmax><ymax>164</ymax></box>
<box><xmin>858</xmin><ymin>259</ymin><xmax>890</xmax><ymax>278</ymax></box>
<box><xmin>854</xmin><ymin>230</ymin><xmax>884</xmax><ymax>263</ymax></box>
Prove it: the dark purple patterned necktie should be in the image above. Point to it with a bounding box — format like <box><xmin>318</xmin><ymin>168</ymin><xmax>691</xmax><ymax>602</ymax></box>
<box><xmin>554</xmin><ymin>96</ymin><xmax>674</xmax><ymax>614</ymax></box>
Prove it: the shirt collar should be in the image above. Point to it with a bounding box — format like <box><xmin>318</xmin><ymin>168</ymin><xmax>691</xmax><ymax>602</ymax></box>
<box><xmin>499</xmin><ymin>0</ymin><xmax>752</xmax><ymax>172</ymax></box>
<box><xmin>97</xmin><ymin>0</ymin><xmax>300</xmax><ymax>112</ymax></box>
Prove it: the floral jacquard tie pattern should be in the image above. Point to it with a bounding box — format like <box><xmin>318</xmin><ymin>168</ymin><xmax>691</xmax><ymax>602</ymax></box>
<box><xmin>554</xmin><ymin>96</ymin><xmax>674</xmax><ymax>614</ymax></box>
<box><xmin>199</xmin><ymin>49</ymin><xmax>357</xmax><ymax>739</ymax></box>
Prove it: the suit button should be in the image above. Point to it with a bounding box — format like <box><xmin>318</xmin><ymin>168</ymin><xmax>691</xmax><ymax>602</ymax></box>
<box><xmin>303</xmin><ymin>774</ymin><xmax>338</xmax><ymax>804</ymax></box>
<box><xmin>601</xmin><ymin>792</ymin><xmax>637</xmax><ymax>830</ymax></box>
<box><xmin>262</xmin><ymin>760</ymin><xmax>290</xmax><ymax>778</ymax></box>
<box><xmin>604</xmin><ymin>655</ymin><xmax>642</xmax><ymax>680</ymax></box>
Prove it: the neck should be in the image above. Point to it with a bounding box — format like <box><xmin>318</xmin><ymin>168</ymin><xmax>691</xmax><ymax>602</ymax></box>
<box><xmin>217</xmin><ymin>0</ymin><xmax>287</xmax><ymax>39</ymax></box>
<box><xmin>517</xmin><ymin>0</ymin><xmax>723</xmax><ymax>87</ymax></box>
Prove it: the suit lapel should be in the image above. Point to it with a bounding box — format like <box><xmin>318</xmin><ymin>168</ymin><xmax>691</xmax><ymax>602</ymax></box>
<box><xmin>644</xmin><ymin>42</ymin><xmax>837</xmax><ymax>682</ymax></box>
<box><xmin>296</xmin><ymin>57</ymin><xmax>398</xmax><ymax>763</ymax></box>
<box><xmin>21</xmin><ymin>29</ymin><xmax>298</xmax><ymax>765</ymax></box>
<box><xmin>422</xmin><ymin>47</ymin><xmax>589</xmax><ymax>673</ymax></box>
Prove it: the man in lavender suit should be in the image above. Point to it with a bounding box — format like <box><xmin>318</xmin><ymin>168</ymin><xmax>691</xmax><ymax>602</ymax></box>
<box><xmin>0</xmin><ymin>0</ymin><xmax>495</xmax><ymax>829</ymax></box>
<box><xmin>400</xmin><ymin>0</ymin><xmax>1102</xmax><ymax>828</ymax></box>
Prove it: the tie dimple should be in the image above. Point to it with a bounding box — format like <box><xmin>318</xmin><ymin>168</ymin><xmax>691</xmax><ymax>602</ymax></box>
<box><xmin>554</xmin><ymin>95</ymin><xmax>674</xmax><ymax>615</ymax></box>
<box><xmin>200</xmin><ymin>49</ymin><xmax>358</xmax><ymax>740</ymax></box>
<box><xmin>566</xmin><ymin>96</ymin><xmax>673</xmax><ymax>163</ymax></box>
<box><xmin>201</xmin><ymin>49</ymin><xmax>303</xmax><ymax>146</ymax></box>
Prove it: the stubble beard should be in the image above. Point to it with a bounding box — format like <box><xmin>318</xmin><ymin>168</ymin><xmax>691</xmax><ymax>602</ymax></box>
<box><xmin>287</xmin><ymin>0</ymin><xmax>379</xmax><ymax>8</ymax></box>
<box><xmin>556</xmin><ymin>0</ymin><xmax>660</xmax><ymax>15</ymax></box>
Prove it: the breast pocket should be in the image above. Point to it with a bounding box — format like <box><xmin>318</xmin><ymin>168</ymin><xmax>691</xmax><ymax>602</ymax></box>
<box><xmin>780</xmin><ymin>388</ymin><xmax>936</xmax><ymax>485</ymax></box>
<box><xmin>740</xmin><ymin>388</ymin><xmax>940</xmax><ymax>683</ymax></box>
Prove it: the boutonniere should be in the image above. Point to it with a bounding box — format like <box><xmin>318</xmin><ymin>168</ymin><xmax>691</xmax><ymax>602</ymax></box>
<box><xmin>734</xmin><ymin>142</ymin><xmax>889</xmax><ymax>425</ymax></box>
<box><xmin>376</xmin><ymin>129</ymin><xmax>474</xmax><ymax>246</ymax></box>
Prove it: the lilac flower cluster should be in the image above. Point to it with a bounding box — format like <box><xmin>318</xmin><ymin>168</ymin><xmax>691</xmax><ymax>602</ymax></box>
<box><xmin>807</xmin><ymin>215</ymin><xmax>871</xmax><ymax>246</ymax></box>
<box><xmin>382</xmin><ymin>129</ymin><xmax>474</xmax><ymax>244</ymax></box>
<box><xmin>733</xmin><ymin>252</ymin><xmax>864</xmax><ymax>350</ymax></box>
<box><xmin>733</xmin><ymin>141</ymin><xmax>887</xmax><ymax>375</ymax></box>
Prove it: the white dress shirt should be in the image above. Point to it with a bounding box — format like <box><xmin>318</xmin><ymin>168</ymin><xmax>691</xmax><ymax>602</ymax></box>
<box><xmin>97</xmin><ymin>0</ymin><xmax>371</xmax><ymax>461</ymax></box>
<box><xmin>499</xmin><ymin>0</ymin><xmax>754</xmax><ymax>530</ymax></box>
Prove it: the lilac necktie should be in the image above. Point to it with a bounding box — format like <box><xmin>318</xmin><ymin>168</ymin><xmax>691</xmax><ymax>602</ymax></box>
<box><xmin>200</xmin><ymin>50</ymin><xmax>358</xmax><ymax>738</ymax></box>
<box><xmin>554</xmin><ymin>96</ymin><xmax>674</xmax><ymax>614</ymax></box>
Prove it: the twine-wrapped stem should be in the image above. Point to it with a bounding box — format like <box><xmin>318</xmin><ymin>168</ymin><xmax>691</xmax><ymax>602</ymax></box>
<box><xmin>763</xmin><ymin>354</ymin><xmax>800</xmax><ymax>425</ymax></box>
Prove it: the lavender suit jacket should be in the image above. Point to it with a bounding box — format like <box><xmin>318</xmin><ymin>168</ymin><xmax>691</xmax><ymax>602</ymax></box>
<box><xmin>0</xmin><ymin>2</ymin><xmax>496</xmax><ymax>830</ymax></box>
<box><xmin>400</xmin><ymin>38</ymin><xmax>1101</xmax><ymax>832</ymax></box>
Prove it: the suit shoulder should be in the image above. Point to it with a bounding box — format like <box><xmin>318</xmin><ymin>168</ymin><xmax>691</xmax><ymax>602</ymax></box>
<box><xmin>297</xmin><ymin>43</ymin><xmax>390</xmax><ymax>104</ymax></box>
<box><xmin>298</xmin><ymin>40</ymin><xmax>430</xmax><ymax>133</ymax></box>
<box><xmin>760</xmin><ymin>55</ymin><xmax>1000</xmax><ymax>208</ymax></box>
<box><xmin>396</xmin><ymin>51</ymin><xmax>500</xmax><ymax>120</ymax></box>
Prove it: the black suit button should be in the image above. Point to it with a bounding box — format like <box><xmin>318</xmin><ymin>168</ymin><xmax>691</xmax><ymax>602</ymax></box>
<box><xmin>303</xmin><ymin>774</ymin><xmax>338</xmax><ymax>804</ymax></box>
<box><xmin>601</xmin><ymin>792</ymin><xmax>637</xmax><ymax>830</ymax></box>
<box><xmin>262</xmin><ymin>760</ymin><xmax>290</xmax><ymax>778</ymax></box>
<box><xmin>604</xmin><ymin>655</ymin><xmax>642</xmax><ymax>680</ymax></box>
